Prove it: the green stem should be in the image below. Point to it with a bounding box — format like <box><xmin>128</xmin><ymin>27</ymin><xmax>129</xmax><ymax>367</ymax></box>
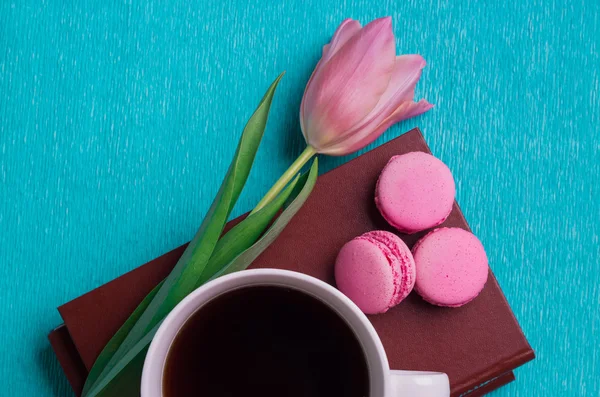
<box><xmin>250</xmin><ymin>145</ymin><xmax>316</xmax><ymax>215</ymax></box>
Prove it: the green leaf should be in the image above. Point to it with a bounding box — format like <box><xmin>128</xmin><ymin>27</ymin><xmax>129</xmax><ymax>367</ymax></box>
<box><xmin>211</xmin><ymin>158</ymin><xmax>318</xmax><ymax>279</ymax></box>
<box><xmin>84</xmin><ymin>159</ymin><xmax>317</xmax><ymax>397</ymax></box>
<box><xmin>198</xmin><ymin>173</ymin><xmax>301</xmax><ymax>285</ymax></box>
<box><xmin>82</xmin><ymin>169</ymin><xmax>298</xmax><ymax>397</ymax></box>
<box><xmin>161</xmin><ymin>72</ymin><xmax>286</xmax><ymax>315</ymax></box>
<box><xmin>83</xmin><ymin>325</ymin><xmax>159</xmax><ymax>397</ymax></box>
<box><xmin>84</xmin><ymin>158</ymin><xmax>318</xmax><ymax>397</ymax></box>
<box><xmin>83</xmin><ymin>73</ymin><xmax>284</xmax><ymax>397</ymax></box>
<box><xmin>81</xmin><ymin>281</ymin><xmax>163</xmax><ymax>396</ymax></box>
<box><xmin>86</xmin><ymin>344</ymin><xmax>147</xmax><ymax>397</ymax></box>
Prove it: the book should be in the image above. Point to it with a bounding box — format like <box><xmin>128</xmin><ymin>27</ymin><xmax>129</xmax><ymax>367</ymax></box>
<box><xmin>49</xmin><ymin>128</ymin><xmax>534</xmax><ymax>396</ymax></box>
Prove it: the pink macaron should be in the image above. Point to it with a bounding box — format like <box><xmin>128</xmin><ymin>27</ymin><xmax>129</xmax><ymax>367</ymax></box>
<box><xmin>375</xmin><ymin>152</ymin><xmax>455</xmax><ymax>233</ymax></box>
<box><xmin>413</xmin><ymin>227</ymin><xmax>489</xmax><ymax>307</ymax></box>
<box><xmin>334</xmin><ymin>231</ymin><xmax>416</xmax><ymax>314</ymax></box>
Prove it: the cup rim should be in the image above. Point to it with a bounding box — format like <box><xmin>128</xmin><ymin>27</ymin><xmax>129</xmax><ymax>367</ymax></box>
<box><xmin>141</xmin><ymin>268</ymin><xmax>389</xmax><ymax>397</ymax></box>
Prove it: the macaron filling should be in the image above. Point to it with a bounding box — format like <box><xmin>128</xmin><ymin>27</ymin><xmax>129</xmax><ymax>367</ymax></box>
<box><xmin>335</xmin><ymin>231</ymin><xmax>416</xmax><ymax>314</ymax></box>
<box><xmin>358</xmin><ymin>231</ymin><xmax>415</xmax><ymax>307</ymax></box>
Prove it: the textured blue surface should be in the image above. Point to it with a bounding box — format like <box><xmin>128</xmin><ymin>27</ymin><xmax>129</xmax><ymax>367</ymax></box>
<box><xmin>1</xmin><ymin>1</ymin><xmax>599</xmax><ymax>396</ymax></box>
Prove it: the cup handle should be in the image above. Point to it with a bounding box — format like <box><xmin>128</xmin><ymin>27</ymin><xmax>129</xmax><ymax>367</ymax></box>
<box><xmin>389</xmin><ymin>370</ymin><xmax>450</xmax><ymax>397</ymax></box>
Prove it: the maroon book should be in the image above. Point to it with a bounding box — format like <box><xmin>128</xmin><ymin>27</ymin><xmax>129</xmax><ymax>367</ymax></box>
<box><xmin>49</xmin><ymin>128</ymin><xmax>534</xmax><ymax>396</ymax></box>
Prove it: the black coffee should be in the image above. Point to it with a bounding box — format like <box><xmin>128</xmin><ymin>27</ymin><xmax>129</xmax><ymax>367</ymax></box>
<box><xmin>163</xmin><ymin>286</ymin><xmax>369</xmax><ymax>397</ymax></box>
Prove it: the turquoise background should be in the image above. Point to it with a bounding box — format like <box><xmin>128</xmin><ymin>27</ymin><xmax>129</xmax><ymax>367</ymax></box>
<box><xmin>1</xmin><ymin>0</ymin><xmax>598</xmax><ymax>395</ymax></box>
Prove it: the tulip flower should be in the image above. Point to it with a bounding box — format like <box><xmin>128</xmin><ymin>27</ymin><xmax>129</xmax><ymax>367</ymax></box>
<box><xmin>253</xmin><ymin>17</ymin><xmax>432</xmax><ymax>213</ymax></box>
<box><xmin>302</xmin><ymin>17</ymin><xmax>433</xmax><ymax>155</ymax></box>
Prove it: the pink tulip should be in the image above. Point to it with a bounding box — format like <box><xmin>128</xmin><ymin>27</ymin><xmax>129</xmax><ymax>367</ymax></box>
<box><xmin>300</xmin><ymin>17</ymin><xmax>433</xmax><ymax>156</ymax></box>
<box><xmin>253</xmin><ymin>17</ymin><xmax>433</xmax><ymax>213</ymax></box>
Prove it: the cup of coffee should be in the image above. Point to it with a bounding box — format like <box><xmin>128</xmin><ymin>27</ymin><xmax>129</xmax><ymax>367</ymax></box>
<box><xmin>142</xmin><ymin>269</ymin><xmax>450</xmax><ymax>397</ymax></box>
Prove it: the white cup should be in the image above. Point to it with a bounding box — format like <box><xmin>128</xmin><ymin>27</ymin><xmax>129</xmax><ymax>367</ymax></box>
<box><xmin>142</xmin><ymin>269</ymin><xmax>450</xmax><ymax>397</ymax></box>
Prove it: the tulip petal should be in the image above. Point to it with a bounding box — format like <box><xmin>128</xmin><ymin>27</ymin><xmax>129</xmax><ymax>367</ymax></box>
<box><xmin>301</xmin><ymin>19</ymin><xmax>362</xmax><ymax>139</ymax></box>
<box><xmin>390</xmin><ymin>98</ymin><xmax>435</xmax><ymax>120</ymax></box>
<box><xmin>322</xmin><ymin>99</ymin><xmax>434</xmax><ymax>156</ymax></box>
<box><xmin>328</xmin><ymin>55</ymin><xmax>427</xmax><ymax>146</ymax></box>
<box><xmin>321</xmin><ymin>19</ymin><xmax>362</xmax><ymax>62</ymax></box>
<box><xmin>302</xmin><ymin>17</ymin><xmax>396</xmax><ymax>149</ymax></box>
<box><xmin>375</xmin><ymin>54</ymin><xmax>428</xmax><ymax>108</ymax></box>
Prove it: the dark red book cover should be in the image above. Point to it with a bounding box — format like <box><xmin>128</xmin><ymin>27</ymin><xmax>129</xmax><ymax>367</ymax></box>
<box><xmin>49</xmin><ymin>128</ymin><xmax>534</xmax><ymax>396</ymax></box>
